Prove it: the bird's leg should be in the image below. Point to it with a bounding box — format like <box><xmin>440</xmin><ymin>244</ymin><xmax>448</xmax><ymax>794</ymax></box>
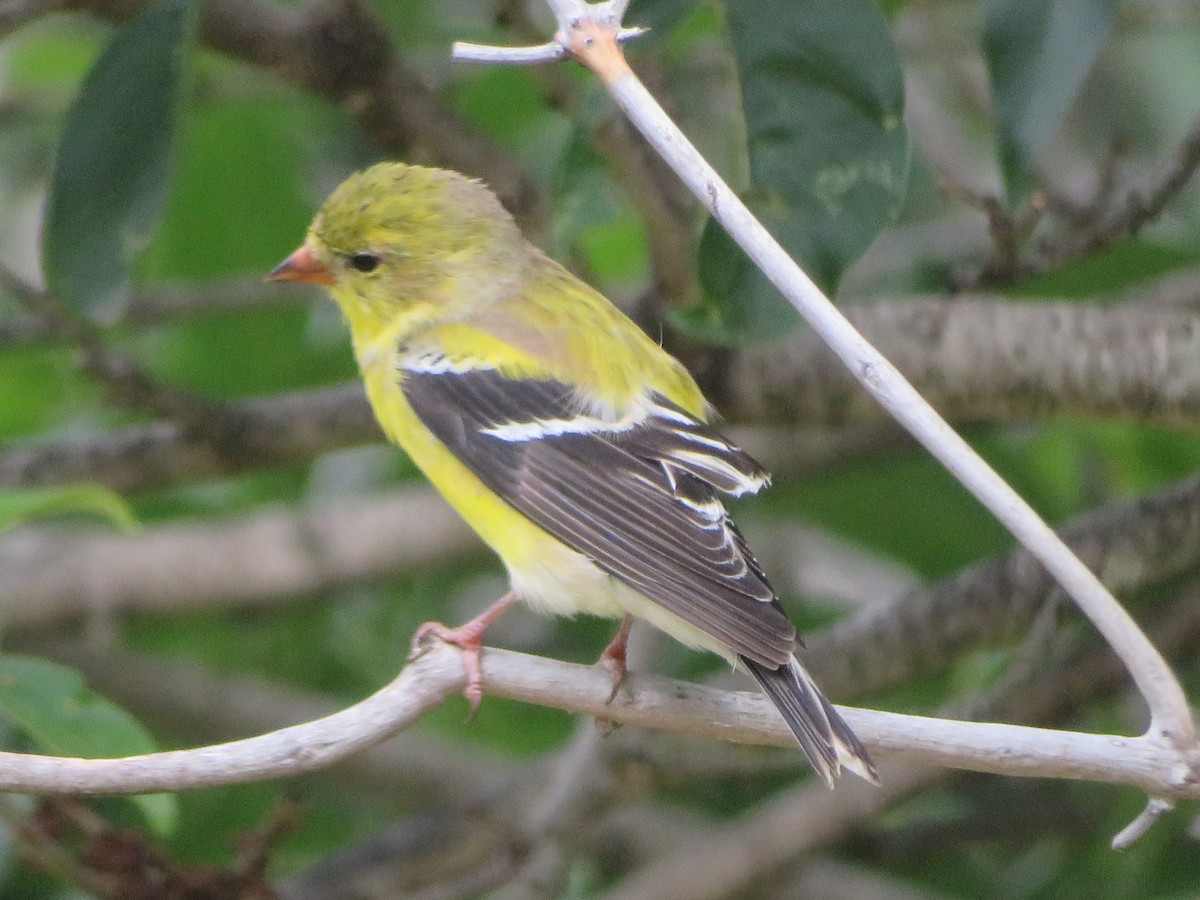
<box><xmin>410</xmin><ymin>592</ymin><xmax>516</xmax><ymax>718</ymax></box>
<box><xmin>597</xmin><ymin>613</ymin><xmax>634</xmax><ymax>704</ymax></box>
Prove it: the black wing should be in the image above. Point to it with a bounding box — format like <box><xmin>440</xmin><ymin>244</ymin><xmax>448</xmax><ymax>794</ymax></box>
<box><xmin>400</xmin><ymin>363</ymin><xmax>795</xmax><ymax>667</ymax></box>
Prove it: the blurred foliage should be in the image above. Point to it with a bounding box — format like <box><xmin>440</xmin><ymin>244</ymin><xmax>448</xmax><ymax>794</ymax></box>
<box><xmin>0</xmin><ymin>483</ymin><xmax>135</xmax><ymax>532</ymax></box>
<box><xmin>0</xmin><ymin>656</ymin><xmax>174</xmax><ymax>834</ymax></box>
<box><xmin>983</xmin><ymin>0</ymin><xmax>1118</xmax><ymax>203</ymax></box>
<box><xmin>0</xmin><ymin>0</ymin><xmax>1197</xmax><ymax>897</ymax></box>
<box><xmin>42</xmin><ymin>0</ymin><xmax>193</xmax><ymax>324</ymax></box>
<box><xmin>682</xmin><ymin>0</ymin><xmax>909</xmax><ymax>342</ymax></box>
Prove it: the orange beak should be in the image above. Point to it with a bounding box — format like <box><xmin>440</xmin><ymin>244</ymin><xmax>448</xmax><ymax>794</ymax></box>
<box><xmin>268</xmin><ymin>245</ymin><xmax>334</xmax><ymax>286</ymax></box>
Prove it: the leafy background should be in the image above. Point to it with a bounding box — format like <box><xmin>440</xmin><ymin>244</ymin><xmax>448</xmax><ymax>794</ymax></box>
<box><xmin>1</xmin><ymin>0</ymin><xmax>1200</xmax><ymax>896</ymax></box>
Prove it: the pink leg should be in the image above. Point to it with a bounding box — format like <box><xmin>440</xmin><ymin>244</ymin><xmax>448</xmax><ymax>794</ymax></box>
<box><xmin>410</xmin><ymin>593</ymin><xmax>516</xmax><ymax>718</ymax></box>
<box><xmin>597</xmin><ymin>614</ymin><xmax>634</xmax><ymax>703</ymax></box>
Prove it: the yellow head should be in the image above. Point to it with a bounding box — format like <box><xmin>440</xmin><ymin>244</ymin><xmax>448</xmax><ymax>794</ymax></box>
<box><xmin>269</xmin><ymin>162</ymin><xmax>527</xmax><ymax>330</ymax></box>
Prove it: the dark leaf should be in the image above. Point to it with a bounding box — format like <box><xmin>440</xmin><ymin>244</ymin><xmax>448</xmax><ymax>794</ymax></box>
<box><xmin>0</xmin><ymin>656</ymin><xmax>175</xmax><ymax>832</ymax></box>
<box><xmin>677</xmin><ymin>0</ymin><xmax>909</xmax><ymax>344</ymax></box>
<box><xmin>983</xmin><ymin>0</ymin><xmax>1118</xmax><ymax>203</ymax></box>
<box><xmin>41</xmin><ymin>0</ymin><xmax>193</xmax><ymax>323</ymax></box>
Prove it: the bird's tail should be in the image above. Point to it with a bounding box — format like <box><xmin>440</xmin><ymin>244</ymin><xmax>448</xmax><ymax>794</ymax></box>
<box><xmin>742</xmin><ymin>654</ymin><xmax>878</xmax><ymax>788</ymax></box>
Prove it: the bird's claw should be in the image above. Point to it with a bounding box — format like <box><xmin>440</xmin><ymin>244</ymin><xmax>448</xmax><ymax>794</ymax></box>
<box><xmin>596</xmin><ymin>647</ymin><xmax>629</xmax><ymax>705</ymax></box>
<box><xmin>409</xmin><ymin>620</ymin><xmax>486</xmax><ymax>720</ymax></box>
<box><xmin>407</xmin><ymin>594</ymin><xmax>515</xmax><ymax>720</ymax></box>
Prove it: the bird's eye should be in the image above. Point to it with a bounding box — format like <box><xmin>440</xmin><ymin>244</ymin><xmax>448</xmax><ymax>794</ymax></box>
<box><xmin>348</xmin><ymin>252</ymin><xmax>381</xmax><ymax>273</ymax></box>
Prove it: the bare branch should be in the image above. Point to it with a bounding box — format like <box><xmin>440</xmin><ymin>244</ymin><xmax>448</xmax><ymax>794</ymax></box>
<box><xmin>284</xmin><ymin>584</ymin><xmax>1200</xmax><ymax>896</ymax></box>
<box><xmin>29</xmin><ymin>639</ymin><xmax>516</xmax><ymax>803</ymax></box>
<box><xmin>810</xmin><ymin>473</ymin><xmax>1200</xmax><ymax>701</ymax></box>
<box><xmin>595</xmin><ymin>584</ymin><xmax>1200</xmax><ymax>899</ymax></box>
<box><xmin>1112</xmin><ymin>797</ymin><xmax>1175</xmax><ymax>851</ymax></box>
<box><xmin>0</xmin><ymin>486</ymin><xmax>474</xmax><ymax>626</ymax></box>
<box><xmin>713</xmin><ymin>300</ymin><xmax>1200</xmax><ymax>430</ymax></box>
<box><xmin>0</xmin><ymin>384</ymin><xmax>377</xmax><ymax>493</ymax></box>
<box><xmin>10</xmin><ymin>298</ymin><xmax>1200</xmax><ymax>494</ymax></box>
<box><xmin>452</xmin><ymin>39</ymin><xmax>567</xmax><ymax>65</ymax></box>
<box><xmin>456</xmin><ymin>1</ymin><xmax>1197</xmax><ymax>747</ymax></box>
<box><xmin>952</xmin><ymin>117</ymin><xmax>1200</xmax><ymax>290</ymax></box>
<box><xmin>0</xmin><ymin>641</ymin><xmax>1194</xmax><ymax>798</ymax></box>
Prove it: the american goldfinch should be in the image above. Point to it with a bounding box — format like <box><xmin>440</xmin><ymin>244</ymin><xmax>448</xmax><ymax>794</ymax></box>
<box><xmin>269</xmin><ymin>162</ymin><xmax>875</xmax><ymax>786</ymax></box>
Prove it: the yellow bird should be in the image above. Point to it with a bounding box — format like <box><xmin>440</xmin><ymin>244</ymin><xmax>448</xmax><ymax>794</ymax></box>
<box><xmin>270</xmin><ymin>162</ymin><xmax>875</xmax><ymax>786</ymax></box>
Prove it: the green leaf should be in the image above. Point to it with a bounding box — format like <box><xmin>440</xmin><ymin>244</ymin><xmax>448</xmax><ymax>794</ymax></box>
<box><xmin>677</xmin><ymin>0</ymin><xmax>909</xmax><ymax>344</ymax></box>
<box><xmin>983</xmin><ymin>0</ymin><xmax>1118</xmax><ymax>203</ymax></box>
<box><xmin>0</xmin><ymin>484</ymin><xmax>137</xmax><ymax>532</ymax></box>
<box><xmin>0</xmin><ymin>656</ymin><xmax>175</xmax><ymax>834</ymax></box>
<box><xmin>41</xmin><ymin>0</ymin><xmax>194</xmax><ymax>323</ymax></box>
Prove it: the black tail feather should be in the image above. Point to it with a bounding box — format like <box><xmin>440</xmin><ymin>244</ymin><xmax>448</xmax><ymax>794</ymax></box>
<box><xmin>742</xmin><ymin>654</ymin><xmax>877</xmax><ymax>788</ymax></box>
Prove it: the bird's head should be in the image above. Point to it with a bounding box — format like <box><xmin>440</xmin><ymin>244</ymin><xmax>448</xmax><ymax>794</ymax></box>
<box><xmin>269</xmin><ymin>162</ymin><xmax>525</xmax><ymax>330</ymax></box>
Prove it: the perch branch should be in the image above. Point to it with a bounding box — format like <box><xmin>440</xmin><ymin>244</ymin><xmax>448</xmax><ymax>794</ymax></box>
<box><xmin>0</xmin><ymin>643</ymin><xmax>1191</xmax><ymax>800</ymax></box>
<box><xmin>449</xmin><ymin>0</ymin><xmax>1197</xmax><ymax>751</ymax></box>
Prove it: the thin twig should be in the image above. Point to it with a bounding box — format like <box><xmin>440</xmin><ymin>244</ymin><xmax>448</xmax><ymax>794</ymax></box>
<box><xmin>1050</xmin><ymin>118</ymin><xmax>1200</xmax><ymax>260</ymax></box>
<box><xmin>953</xmin><ymin>118</ymin><xmax>1200</xmax><ymax>289</ymax></box>
<box><xmin>1112</xmin><ymin>797</ymin><xmax>1175</xmax><ymax>850</ymax></box>
<box><xmin>0</xmin><ymin>272</ymin><xmax>305</xmax><ymax>351</ymax></box>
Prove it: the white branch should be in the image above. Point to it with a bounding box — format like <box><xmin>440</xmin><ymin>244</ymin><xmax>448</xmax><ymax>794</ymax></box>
<box><xmin>452</xmin><ymin>27</ymin><xmax>644</xmax><ymax>65</ymax></box>
<box><xmin>449</xmin><ymin>1</ymin><xmax>1198</xmax><ymax>754</ymax></box>
<box><xmin>0</xmin><ymin>644</ymin><xmax>1194</xmax><ymax>801</ymax></box>
<box><xmin>452</xmin><ymin>40</ymin><xmax>567</xmax><ymax>65</ymax></box>
<box><xmin>1112</xmin><ymin>797</ymin><xmax>1176</xmax><ymax>850</ymax></box>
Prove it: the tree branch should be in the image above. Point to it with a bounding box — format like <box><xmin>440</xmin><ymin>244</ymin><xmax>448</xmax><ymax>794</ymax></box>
<box><xmin>951</xmin><ymin>117</ymin><xmax>1200</xmax><ymax>290</ymax></box>
<box><xmin>709</xmin><ymin>299</ymin><xmax>1200</xmax><ymax>429</ymax></box>
<box><xmin>451</xmin><ymin>1</ymin><xmax>1197</xmax><ymax>750</ymax></box>
<box><xmin>26</xmin><ymin>639</ymin><xmax>517</xmax><ymax>804</ymax></box>
<box><xmin>0</xmin><ymin>383</ymin><xmax>376</xmax><ymax>493</ymax></box>
<box><xmin>810</xmin><ymin>472</ymin><xmax>1200</xmax><ymax>701</ymax></box>
<box><xmin>0</xmin><ymin>641</ymin><xmax>1193</xmax><ymax>799</ymax></box>
<box><xmin>0</xmin><ymin>485</ymin><xmax>474</xmax><ymax>626</ymax></box>
<box><xmin>257</xmin><ymin>582</ymin><xmax>1200</xmax><ymax>897</ymax></box>
<box><xmin>9</xmin><ymin>299</ymin><xmax>1200</xmax><ymax>494</ymax></box>
<box><xmin>7</xmin><ymin>465</ymin><xmax>1200</xmax><ymax>714</ymax></box>
<box><xmin>596</xmin><ymin>584</ymin><xmax>1200</xmax><ymax>900</ymax></box>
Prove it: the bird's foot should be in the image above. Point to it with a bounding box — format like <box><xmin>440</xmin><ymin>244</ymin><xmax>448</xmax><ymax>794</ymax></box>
<box><xmin>594</xmin><ymin>615</ymin><xmax>634</xmax><ymax>734</ymax></box>
<box><xmin>409</xmin><ymin>593</ymin><xmax>515</xmax><ymax>719</ymax></box>
<box><xmin>596</xmin><ymin>613</ymin><xmax>634</xmax><ymax>704</ymax></box>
